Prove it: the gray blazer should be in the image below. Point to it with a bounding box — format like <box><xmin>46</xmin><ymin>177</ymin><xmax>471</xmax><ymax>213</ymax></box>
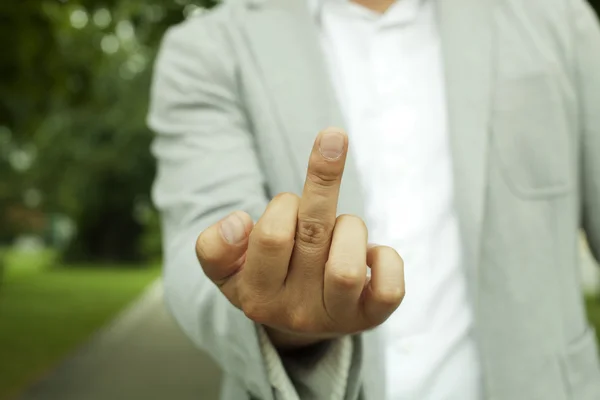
<box><xmin>148</xmin><ymin>0</ymin><xmax>600</xmax><ymax>398</ymax></box>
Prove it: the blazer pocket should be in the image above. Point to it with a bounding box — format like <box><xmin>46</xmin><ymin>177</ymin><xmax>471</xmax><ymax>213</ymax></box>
<box><xmin>491</xmin><ymin>73</ymin><xmax>573</xmax><ymax>199</ymax></box>
<box><xmin>560</xmin><ymin>327</ymin><xmax>600</xmax><ymax>399</ymax></box>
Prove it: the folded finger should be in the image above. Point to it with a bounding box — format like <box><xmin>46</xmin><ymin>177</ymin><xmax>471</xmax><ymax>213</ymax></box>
<box><xmin>323</xmin><ymin>215</ymin><xmax>368</xmax><ymax>321</ymax></box>
<box><xmin>361</xmin><ymin>245</ymin><xmax>405</xmax><ymax>326</ymax></box>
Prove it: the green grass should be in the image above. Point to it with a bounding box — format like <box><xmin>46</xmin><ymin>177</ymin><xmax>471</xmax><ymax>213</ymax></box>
<box><xmin>0</xmin><ymin>250</ymin><xmax>160</xmax><ymax>399</ymax></box>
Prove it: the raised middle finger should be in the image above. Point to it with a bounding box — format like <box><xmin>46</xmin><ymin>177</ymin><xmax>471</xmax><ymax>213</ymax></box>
<box><xmin>288</xmin><ymin>128</ymin><xmax>348</xmax><ymax>282</ymax></box>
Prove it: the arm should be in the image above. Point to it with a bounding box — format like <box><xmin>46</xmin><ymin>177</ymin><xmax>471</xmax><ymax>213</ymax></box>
<box><xmin>148</xmin><ymin>16</ymin><xmax>363</xmax><ymax>400</ymax></box>
<box><xmin>571</xmin><ymin>1</ymin><xmax>600</xmax><ymax>263</ymax></box>
<box><xmin>148</xmin><ymin>18</ymin><xmax>273</xmax><ymax>399</ymax></box>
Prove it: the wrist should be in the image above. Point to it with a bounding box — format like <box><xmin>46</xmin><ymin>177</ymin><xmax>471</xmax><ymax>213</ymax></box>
<box><xmin>264</xmin><ymin>326</ymin><xmax>330</xmax><ymax>352</ymax></box>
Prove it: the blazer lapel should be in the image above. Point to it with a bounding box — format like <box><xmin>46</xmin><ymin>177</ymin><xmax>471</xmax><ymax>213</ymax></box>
<box><xmin>241</xmin><ymin>0</ymin><xmax>366</xmax><ymax>219</ymax></box>
<box><xmin>242</xmin><ymin>0</ymin><xmax>495</xmax><ymax>273</ymax></box>
<box><xmin>438</xmin><ymin>0</ymin><xmax>495</xmax><ymax>280</ymax></box>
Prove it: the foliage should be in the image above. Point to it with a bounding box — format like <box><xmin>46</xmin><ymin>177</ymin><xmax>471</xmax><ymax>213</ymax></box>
<box><xmin>0</xmin><ymin>0</ymin><xmax>217</xmax><ymax>261</ymax></box>
<box><xmin>0</xmin><ymin>1</ymin><xmax>598</xmax><ymax>261</ymax></box>
<box><xmin>587</xmin><ymin>297</ymin><xmax>600</xmax><ymax>345</ymax></box>
<box><xmin>0</xmin><ymin>252</ymin><xmax>4</xmax><ymax>289</ymax></box>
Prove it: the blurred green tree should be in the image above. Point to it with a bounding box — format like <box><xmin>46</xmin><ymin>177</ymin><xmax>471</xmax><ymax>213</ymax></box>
<box><xmin>0</xmin><ymin>0</ymin><xmax>217</xmax><ymax>262</ymax></box>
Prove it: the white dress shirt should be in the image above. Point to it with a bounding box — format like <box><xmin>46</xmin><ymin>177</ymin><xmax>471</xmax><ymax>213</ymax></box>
<box><xmin>312</xmin><ymin>0</ymin><xmax>482</xmax><ymax>398</ymax></box>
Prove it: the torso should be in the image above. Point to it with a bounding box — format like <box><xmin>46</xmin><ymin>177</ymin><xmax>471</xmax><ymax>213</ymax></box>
<box><xmin>314</xmin><ymin>0</ymin><xmax>481</xmax><ymax>398</ymax></box>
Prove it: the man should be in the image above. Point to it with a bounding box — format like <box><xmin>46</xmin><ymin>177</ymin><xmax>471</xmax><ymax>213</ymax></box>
<box><xmin>147</xmin><ymin>0</ymin><xmax>600</xmax><ymax>399</ymax></box>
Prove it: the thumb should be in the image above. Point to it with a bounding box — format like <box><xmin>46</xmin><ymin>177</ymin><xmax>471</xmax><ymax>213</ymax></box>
<box><xmin>195</xmin><ymin>211</ymin><xmax>254</xmax><ymax>285</ymax></box>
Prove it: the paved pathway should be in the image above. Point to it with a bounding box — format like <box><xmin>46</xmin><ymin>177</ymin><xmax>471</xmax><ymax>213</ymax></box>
<box><xmin>18</xmin><ymin>281</ymin><xmax>222</xmax><ymax>400</ymax></box>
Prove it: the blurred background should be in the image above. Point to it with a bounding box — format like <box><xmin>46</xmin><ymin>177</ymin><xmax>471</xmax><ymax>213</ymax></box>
<box><xmin>1</xmin><ymin>1</ymin><xmax>223</xmax><ymax>399</ymax></box>
<box><xmin>0</xmin><ymin>1</ymin><xmax>599</xmax><ymax>400</ymax></box>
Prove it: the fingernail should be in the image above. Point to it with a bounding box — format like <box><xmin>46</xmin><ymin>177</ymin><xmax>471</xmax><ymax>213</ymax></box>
<box><xmin>220</xmin><ymin>213</ymin><xmax>246</xmax><ymax>244</ymax></box>
<box><xmin>319</xmin><ymin>130</ymin><xmax>345</xmax><ymax>160</ymax></box>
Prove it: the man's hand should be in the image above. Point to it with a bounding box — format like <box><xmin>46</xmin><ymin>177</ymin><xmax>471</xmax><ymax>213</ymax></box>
<box><xmin>195</xmin><ymin>128</ymin><xmax>405</xmax><ymax>350</ymax></box>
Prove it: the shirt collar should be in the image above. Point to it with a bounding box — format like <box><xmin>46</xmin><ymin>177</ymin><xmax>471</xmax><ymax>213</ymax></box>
<box><xmin>308</xmin><ymin>0</ymin><xmax>426</xmax><ymax>25</ymax></box>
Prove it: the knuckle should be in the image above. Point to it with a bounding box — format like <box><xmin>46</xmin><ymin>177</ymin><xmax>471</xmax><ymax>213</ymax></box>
<box><xmin>252</xmin><ymin>227</ymin><xmax>294</xmax><ymax>249</ymax></box>
<box><xmin>336</xmin><ymin>214</ymin><xmax>367</xmax><ymax>230</ymax></box>
<box><xmin>381</xmin><ymin>245</ymin><xmax>401</xmax><ymax>257</ymax></box>
<box><xmin>391</xmin><ymin>250</ymin><xmax>405</xmax><ymax>268</ymax></box>
<box><xmin>372</xmin><ymin>287</ymin><xmax>405</xmax><ymax>308</ymax></box>
<box><xmin>273</xmin><ymin>192</ymin><xmax>300</xmax><ymax>203</ymax></box>
<box><xmin>328</xmin><ymin>264</ymin><xmax>364</xmax><ymax>289</ymax></box>
<box><xmin>241</xmin><ymin>301</ymin><xmax>271</xmax><ymax>324</ymax></box>
<box><xmin>306</xmin><ymin>167</ymin><xmax>340</xmax><ymax>189</ymax></box>
<box><xmin>380</xmin><ymin>245</ymin><xmax>404</xmax><ymax>266</ymax></box>
<box><xmin>287</xmin><ymin>309</ymin><xmax>314</xmax><ymax>333</ymax></box>
<box><xmin>296</xmin><ymin>218</ymin><xmax>332</xmax><ymax>245</ymax></box>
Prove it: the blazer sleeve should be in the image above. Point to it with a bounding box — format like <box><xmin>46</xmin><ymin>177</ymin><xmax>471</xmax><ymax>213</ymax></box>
<box><xmin>148</xmin><ymin>17</ymin><xmax>274</xmax><ymax>400</ymax></box>
<box><xmin>571</xmin><ymin>1</ymin><xmax>600</xmax><ymax>263</ymax></box>
<box><xmin>148</xmin><ymin>16</ymin><xmax>359</xmax><ymax>400</ymax></box>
